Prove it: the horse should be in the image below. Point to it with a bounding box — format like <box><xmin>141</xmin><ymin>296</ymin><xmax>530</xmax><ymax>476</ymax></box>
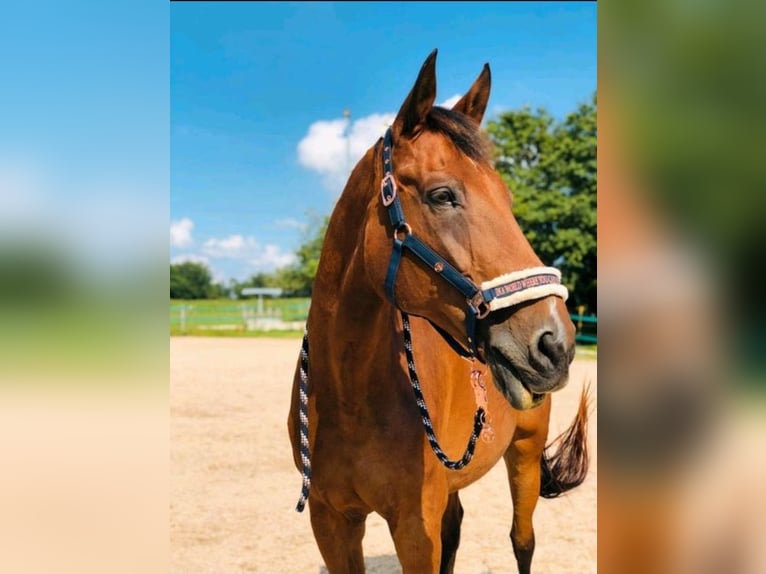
<box><xmin>288</xmin><ymin>49</ymin><xmax>589</xmax><ymax>574</ymax></box>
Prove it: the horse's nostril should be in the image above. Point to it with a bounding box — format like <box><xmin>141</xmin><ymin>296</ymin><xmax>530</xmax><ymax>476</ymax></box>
<box><xmin>537</xmin><ymin>331</ymin><xmax>555</xmax><ymax>358</ymax></box>
<box><xmin>532</xmin><ymin>330</ymin><xmax>566</xmax><ymax>372</ymax></box>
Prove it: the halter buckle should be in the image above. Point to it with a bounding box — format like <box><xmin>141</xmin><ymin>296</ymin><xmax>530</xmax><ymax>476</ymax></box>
<box><xmin>381</xmin><ymin>173</ymin><xmax>397</xmax><ymax>206</ymax></box>
<box><xmin>468</xmin><ymin>292</ymin><xmax>491</xmax><ymax>319</ymax></box>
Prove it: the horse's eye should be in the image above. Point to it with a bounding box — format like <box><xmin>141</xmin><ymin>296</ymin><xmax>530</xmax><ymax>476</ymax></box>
<box><xmin>428</xmin><ymin>187</ymin><xmax>457</xmax><ymax>206</ymax></box>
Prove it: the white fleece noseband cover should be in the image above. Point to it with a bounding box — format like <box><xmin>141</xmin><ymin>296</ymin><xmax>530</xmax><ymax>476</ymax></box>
<box><xmin>480</xmin><ymin>266</ymin><xmax>569</xmax><ymax>312</ymax></box>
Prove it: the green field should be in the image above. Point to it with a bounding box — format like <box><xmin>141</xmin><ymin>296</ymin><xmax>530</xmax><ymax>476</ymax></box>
<box><xmin>170</xmin><ymin>297</ymin><xmax>310</xmax><ymax>337</ymax></box>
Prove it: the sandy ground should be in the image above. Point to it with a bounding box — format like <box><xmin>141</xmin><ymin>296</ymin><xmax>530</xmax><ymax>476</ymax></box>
<box><xmin>171</xmin><ymin>337</ymin><xmax>596</xmax><ymax>574</ymax></box>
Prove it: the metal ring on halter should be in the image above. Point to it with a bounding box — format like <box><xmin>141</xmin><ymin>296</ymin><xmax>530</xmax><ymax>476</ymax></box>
<box><xmin>469</xmin><ymin>292</ymin><xmax>491</xmax><ymax>319</ymax></box>
<box><xmin>381</xmin><ymin>173</ymin><xmax>397</xmax><ymax>206</ymax></box>
<box><xmin>394</xmin><ymin>222</ymin><xmax>412</xmax><ymax>242</ymax></box>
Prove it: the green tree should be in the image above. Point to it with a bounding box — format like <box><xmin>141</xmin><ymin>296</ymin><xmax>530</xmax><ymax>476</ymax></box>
<box><xmin>170</xmin><ymin>261</ymin><xmax>215</xmax><ymax>299</ymax></box>
<box><xmin>229</xmin><ymin>272</ymin><xmax>279</xmax><ymax>298</ymax></box>
<box><xmin>486</xmin><ymin>94</ymin><xmax>597</xmax><ymax>313</ymax></box>
<box><xmin>274</xmin><ymin>215</ymin><xmax>329</xmax><ymax>296</ymax></box>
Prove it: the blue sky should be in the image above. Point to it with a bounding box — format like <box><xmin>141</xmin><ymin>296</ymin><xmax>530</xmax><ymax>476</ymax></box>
<box><xmin>171</xmin><ymin>2</ymin><xmax>596</xmax><ymax>283</ymax></box>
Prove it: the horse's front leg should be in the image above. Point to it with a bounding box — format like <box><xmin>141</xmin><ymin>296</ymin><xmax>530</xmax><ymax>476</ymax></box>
<box><xmin>387</xmin><ymin>479</ymin><xmax>449</xmax><ymax>574</ymax></box>
<box><xmin>309</xmin><ymin>496</ymin><xmax>367</xmax><ymax>574</ymax></box>
<box><xmin>504</xmin><ymin>430</ymin><xmax>548</xmax><ymax>574</ymax></box>
<box><xmin>439</xmin><ymin>491</ymin><xmax>464</xmax><ymax>574</ymax></box>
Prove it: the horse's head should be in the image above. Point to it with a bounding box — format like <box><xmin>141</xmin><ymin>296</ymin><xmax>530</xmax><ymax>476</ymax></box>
<box><xmin>363</xmin><ymin>50</ymin><xmax>576</xmax><ymax>410</ymax></box>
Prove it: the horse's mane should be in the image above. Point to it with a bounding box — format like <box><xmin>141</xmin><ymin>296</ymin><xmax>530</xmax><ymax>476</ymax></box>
<box><xmin>425</xmin><ymin>106</ymin><xmax>493</xmax><ymax>163</ymax></box>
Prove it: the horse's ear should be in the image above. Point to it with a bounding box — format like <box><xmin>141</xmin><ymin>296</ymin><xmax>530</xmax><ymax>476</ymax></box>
<box><xmin>452</xmin><ymin>63</ymin><xmax>491</xmax><ymax>125</ymax></box>
<box><xmin>392</xmin><ymin>49</ymin><xmax>438</xmax><ymax>139</ymax></box>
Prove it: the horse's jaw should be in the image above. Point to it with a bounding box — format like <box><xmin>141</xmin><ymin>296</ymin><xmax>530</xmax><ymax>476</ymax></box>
<box><xmin>485</xmin><ymin>345</ymin><xmax>569</xmax><ymax>411</ymax></box>
<box><xmin>485</xmin><ymin>344</ymin><xmax>549</xmax><ymax>410</ymax></box>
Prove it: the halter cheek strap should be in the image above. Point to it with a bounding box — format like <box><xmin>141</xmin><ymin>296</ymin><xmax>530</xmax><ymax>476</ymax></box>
<box><xmin>380</xmin><ymin>127</ymin><xmax>568</xmax><ymax>357</ymax></box>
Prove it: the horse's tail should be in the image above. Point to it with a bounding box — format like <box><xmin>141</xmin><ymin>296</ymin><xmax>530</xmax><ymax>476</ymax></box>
<box><xmin>539</xmin><ymin>384</ymin><xmax>591</xmax><ymax>499</ymax></box>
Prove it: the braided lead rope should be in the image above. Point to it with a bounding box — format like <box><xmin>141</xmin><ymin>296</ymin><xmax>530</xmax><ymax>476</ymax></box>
<box><xmin>295</xmin><ymin>331</ymin><xmax>311</xmax><ymax>513</ymax></box>
<box><xmin>402</xmin><ymin>312</ymin><xmax>485</xmax><ymax>470</ymax></box>
<box><xmin>294</xmin><ymin>313</ymin><xmax>486</xmax><ymax>513</ymax></box>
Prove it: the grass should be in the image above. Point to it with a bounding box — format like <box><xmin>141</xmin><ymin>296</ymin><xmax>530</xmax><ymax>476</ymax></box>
<box><xmin>170</xmin><ymin>297</ymin><xmax>310</xmax><ymax>337</ymax></box>
<box><xmin>170</xmin><ymin>297</ymin><xmax>310</xmax><ymax>318</ymax></box>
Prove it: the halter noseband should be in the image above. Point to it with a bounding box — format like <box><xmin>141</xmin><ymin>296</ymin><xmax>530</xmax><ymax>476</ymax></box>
<box><xmin>380</xmin><ymin>127</ymin><xmax>568</xmax><ymax>358</ymax></box>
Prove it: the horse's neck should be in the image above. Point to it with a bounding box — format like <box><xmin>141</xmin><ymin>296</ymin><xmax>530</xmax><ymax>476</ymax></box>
<box><xmin>309</xmin><ymin>146</ymin><xmax>397</xmax><ymax>373</ymax></box>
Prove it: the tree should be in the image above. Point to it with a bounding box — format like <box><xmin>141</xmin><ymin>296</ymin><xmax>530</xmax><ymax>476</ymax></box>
<box><xmin>486</xmin><ymin>94</ymin><xmax>597</xmax><ymax>313</ymax></box>
<box><xmin>274</xmin><ymin>215</ymin><xmax>330</xmax><ymax>296</ymax></box>
<box><xmin>170</xmin><ymin>261</ymin><xmax>215</xmax><ymax>299</ymax></box>
<box><xmin>229</xmin><ymin>272</ymin><xmax>278</xmax><ymax>299</ymax></box>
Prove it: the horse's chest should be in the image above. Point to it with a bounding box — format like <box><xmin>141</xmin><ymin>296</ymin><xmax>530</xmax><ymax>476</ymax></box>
<box><xmin>446</xmin><ymin>401</ymin><xmax>517</xmax><ymax>490</ymax></box>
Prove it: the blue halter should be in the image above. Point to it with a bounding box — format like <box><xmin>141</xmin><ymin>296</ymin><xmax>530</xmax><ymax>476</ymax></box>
<box><xmin>380</xmin><ymin>127</ymin><xmax>566</xmax><ymax>359</ymax></box>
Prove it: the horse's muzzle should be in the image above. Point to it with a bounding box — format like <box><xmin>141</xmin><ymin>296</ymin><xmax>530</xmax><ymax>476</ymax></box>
<box><xmin>480</xmin><ymin>298</ymin><xmax>576</xmax><ymax>410</ymax></box>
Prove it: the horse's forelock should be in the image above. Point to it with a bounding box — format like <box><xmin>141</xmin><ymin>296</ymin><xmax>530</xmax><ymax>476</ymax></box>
<box><xmin>425</xmin><ymin>107</ymin><xmax>494</xmax><ymax>163</ymax></box>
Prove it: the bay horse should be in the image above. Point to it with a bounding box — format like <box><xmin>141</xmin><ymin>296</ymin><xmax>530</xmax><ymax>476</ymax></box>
<box><xmin>288</xmin><ymin>50</ymin><xmax>589</xmax><ymax>574</ymax></box>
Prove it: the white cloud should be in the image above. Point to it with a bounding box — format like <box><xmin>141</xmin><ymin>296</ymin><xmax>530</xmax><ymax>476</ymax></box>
<box><xmin>248</xmin><ymin>244</ymin><xmax>296</xmax><ymax>271</ymax></box>
<box><xmin>297</xmin><ymin>112</ymin><xmax>395</xmax><ymax>193</ymax></box>
<box><xmin>202</xmin><ymin>234</ymin><xmax>258</xmax><ymax>258</ymax></box>
<box><xmin>171</xmin><ymin>253</ymin><xmax>209</xmax><ymax>266</ymax></box>
<box><xmin>170</xmin><ymin>217</ymin><xmax>194</xmax><ymax>248</ymax></box>
<box><xmin>172</xmin><ymin>239</ymin><xmax>296</xmax><ymax>282</ymax></box>
<box><xmin>439</xmin><ymin>94</ymin><xmax>462</xmax><ymax>109</ymax></box>
<box><xmin>201</xmin><ymin>233</ymin><xmax>296</xmax><ymax>272</ymax></box>
<box><xmin>296</xmin><ymin>94</ymin><xmax>465</xmax><ymax>194</ymax></box>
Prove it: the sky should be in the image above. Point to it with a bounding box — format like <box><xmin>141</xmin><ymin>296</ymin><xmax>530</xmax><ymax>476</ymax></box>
<box><xmin>170</xmin><ymin>1</ymin><xmax>596</xmax><ymax>284</ymax></box>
